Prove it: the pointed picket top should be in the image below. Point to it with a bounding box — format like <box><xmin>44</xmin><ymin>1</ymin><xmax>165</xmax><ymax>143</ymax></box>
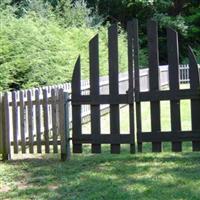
<box><xmin>127</xmin><ymin>19</ymin><xmax>139</xmax><ymax>94</ymax></box>
<box><xmin>166</xmin><ymin>27</ymin><xmax>179</xmax><ymax>48</ymax></box>
<box><xmin>147</xmin><ymin>19</ymin><xmax>159</xmax><ymax>91</ymax></box>
<box><xmin>72</xmin><ymin>56</ymin><xmax>81</xmax><ymax>96</ymax></box>
<box><xmin>89</xmin><ymin>34</ymin><xmax>98</xmax><ymax>47</ymax></box>
<box><xmin>167</xmin><ymin>27</ymin><xmax>179</xmax><ymax>91</ymax></box>
<box><xmin>108</xmin><ymin>23</ymin><xmax>119</xmax><ymax>96</ymax></box>
<box><xmin>128</xmin><ymin>19</ymin><xmax>139</xmax><ymax>93</ymax></box>
<box><xmin>147</xmin><ymin>19</ymin><xmax>158</xmax><ymax>32</ymax></box>
<box><xmin>89</xmin><ymin>34</ymin><xmax>99</xmax><ymax>96</ymax></box>
<box><xmin>147</xmin><ymin>19</ymin><xmax>158</xmax><ymax>28</ymax></box>
<box><xmin>188</xmin><ymin>46</ymin><xmax>199</xmax><ymax>89</ymax></box>
<box><xmin>127</xmin><ymin>20</ymin><xmax>134</xmax><ymax>94</ymax></box>
<box><xmin>72</xmin><ymin>55</ymin><xmax>81</xmax><ymax>83</ymax></box>
<box><xmin>108</xmin><ymin>23</ymin><xmax>118</xmax><ymax>34</ymax></box>
<box><xmin>166</xmin><ymin>27</ymin><xmax>179</xmax><ymax>46</ymax></box>
<box><xmin>167</xmin><ymin>27</ymin><xmax>177</xmax><ymax>33</ymax></box>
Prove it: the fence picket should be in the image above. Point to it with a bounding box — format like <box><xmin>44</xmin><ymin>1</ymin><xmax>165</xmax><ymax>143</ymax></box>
<box><xmin>108</xmin><ymin>24</ymin><xmax>120</xmax><ymax>153</ymax></box>
<box><xmin>188</xmin><ymin>47</ymin><xmax>200</xmax><ymax>151</ymax></box>
<box><xmin>64</xmin><ymin>92</ymin><xmax>70</xmax><ymax>160</ymax></box>
<box><xmin>167</xmin><ymin>28</ymin><xmax>182</xmax><ymax>152</ymax></box>
<box><xmin>27</xmin><ymin>90</ymin><xmax>34</xmax><ymax>153</ymax></box>
<box><xmin>43</xmin><ymin>89</ymin><xmax>50</xmax><ymax>153</ymax></box>
<box><xmin>147</xmin><ymin>20</ymin><xmax>161</xmax><ymax>152</ymax></box>
<box><xmin>59</xmin><ymin>89</ymin><xmax>67</xmax><ymax>160</ymax></box>
<box><xmin>20</xmin><ymin>91</ymin><xmax>26</xmax><ymax>153</ymax></box>
<box><xmin>127</xmin><ymin>20</ymin><xmax>137</xmax><ymax>153</ymax></box>
<box><xmin>72</xmin><ymin>57</ymin><xmax>82</xmax><ymax>153</ymax></box>
<box><xmin>12</xmin><ymin>91</ymin><xmax>19</xmax><ymax>153</ymax></box>
<box><xmin>133</xmin><ymin>22</ymin><xmax>142</xmax><ymax>152</ymax></box>
<box><xmin>35</xmin><ymin>89</ymin><xmax>42</xmax><ymax>153</ymax></box>
<box><xmin>3</xmin><ymin>93</ymin><xmax>11</xmax><ymax>160</ymax></box>
<box><xmin>51</xmin><ymin>88</ymin><xmax>58</xmax><ymax>153</ymax></box>
<box><xmin>89</xmin><ymin>34</ymin><xmax>101</xmax><ymax>153</ymax></box>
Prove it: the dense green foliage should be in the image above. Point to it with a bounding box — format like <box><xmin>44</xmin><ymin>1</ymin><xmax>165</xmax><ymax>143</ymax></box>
<box><xmin>86</xmin><ymin>0</ymin><xmax>200</xmax><ymax>63</ymax></box>
<box><xmin>0</xmin><ymin>1</ymin><xmax>128</xmax><ymax>91</ymax></box>
<box><xmin>0</xmin><ymin>0</ymin><xmax>199</xmax><ymax>91</ymax></box>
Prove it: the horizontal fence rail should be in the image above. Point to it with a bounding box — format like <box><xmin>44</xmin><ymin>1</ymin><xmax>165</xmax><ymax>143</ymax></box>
<box><xmin>15</xmin><ymin>64</ymin><xmax>196</xmax><ymax>123</ymax></box>
<box><xmin>55</xmin><ymin>64</ymin><xmax>197</xmax><ymax>123</ymax></box>
<box><xmin>0</xmin><ymin>64</ymin><xmax>199</xmax><ymax>159</ymax></box>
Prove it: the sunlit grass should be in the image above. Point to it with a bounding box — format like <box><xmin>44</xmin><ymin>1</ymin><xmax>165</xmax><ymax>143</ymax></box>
<box><xmin>83</xmin><ymin>99</ymin><xmax>191</xmax><ymax>133</ymax></box>
<box><xmin>0</xmin><ymin>92</ymin><xmax>199</xmax><ymax>200</ymax></box>
<box><xmin>1</xmin><ymin>149</ymin><xmax>200</xmax><ymax>200</ymax></box>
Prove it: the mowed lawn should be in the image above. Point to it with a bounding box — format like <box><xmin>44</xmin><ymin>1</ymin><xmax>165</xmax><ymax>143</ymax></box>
<box><xmin>1</xmin><ymin>100</ymin><xmax>200</xmax><ymax>200</ymax></box>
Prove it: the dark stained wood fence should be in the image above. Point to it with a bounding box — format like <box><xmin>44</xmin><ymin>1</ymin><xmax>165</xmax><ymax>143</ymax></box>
<box><xmin>72</xmin><ymin>22</ymin><xmax>136</xmax><ymax>153</ymax></box>
<box><xmin>135</xmin><ymin>20</ymin><xmax>200</xmax><ymax>152</ymax></box>
<box><xmin>72</xmin><ymin>19</ymin><xmax>200</xmax><ymax>153</ymax></box>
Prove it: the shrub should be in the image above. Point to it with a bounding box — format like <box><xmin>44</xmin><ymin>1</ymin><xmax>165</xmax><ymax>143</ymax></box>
<box><xmin>0</xmin><ymin>7</ymin><xmax>128</xmax><ymax>91</ymax></box>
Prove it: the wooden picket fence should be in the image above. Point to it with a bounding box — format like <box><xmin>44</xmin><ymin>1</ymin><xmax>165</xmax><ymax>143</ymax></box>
<box><xmin>71</xmin><ymin>20</ymin><xmax>200</xmax><ymax>154</ymax></box>
<box><xmin>0</xmin><ymin>64</ymin><xmax>197</xmax><ymax>160</ymax></box>
<box><xmin>0</xmin><ymin>88</ymin><xmax>70</xmax><ymax>161</ymax></box>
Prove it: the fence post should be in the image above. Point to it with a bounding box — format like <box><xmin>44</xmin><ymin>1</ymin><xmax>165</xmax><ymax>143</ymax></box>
<box><xmin>1</xmin><ymin>93</ymin><xmax>11</xmax><ymax>161</ymax></box>
<box><xmin>64</xmin><ymin>92</ymin><xmax>70</xmax><ymax>160</ymax></box>
<box><xmin>59</xmin><ymin>90</ymin><xmax>70</xmax><ymax>161</ymax></box>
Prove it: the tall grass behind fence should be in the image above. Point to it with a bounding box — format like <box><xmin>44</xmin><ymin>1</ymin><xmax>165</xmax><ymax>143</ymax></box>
<box><xmin>0</xmin><ymin>64</ymin><xmax>198</xmax><ymax>160</ymax></box>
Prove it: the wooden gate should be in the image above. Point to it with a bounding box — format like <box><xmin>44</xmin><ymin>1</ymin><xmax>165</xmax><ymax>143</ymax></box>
<box><xmin>135</xmin><ymin>20</ymin><xmax>200</xmax><ymax>152</ymax></box>
<box><xmin>71</xmin><ymin>19</ymin><xmax>200</xmax><ymax>153</ymax></box>
<box><xmin>71</xmin><ymin>21</ymin><xmax>137</xmax><ymax>153</ymax></box>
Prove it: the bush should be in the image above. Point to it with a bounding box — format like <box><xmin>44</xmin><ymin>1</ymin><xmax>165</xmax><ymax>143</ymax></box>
<box><xmin>0</xmin><ymin>6</ymin><xmax>128</xmax><ymax>91</ymax></box>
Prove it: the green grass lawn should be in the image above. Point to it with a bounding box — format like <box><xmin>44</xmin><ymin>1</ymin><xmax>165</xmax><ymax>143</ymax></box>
<box><xmin>1</xmin><ymin>99</ymin><xmax>200</xmax><ymax>200</ymax></box>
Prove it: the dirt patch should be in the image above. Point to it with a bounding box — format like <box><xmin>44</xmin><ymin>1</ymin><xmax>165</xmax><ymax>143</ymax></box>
<box><xmin>17</xmin><ymin>181</ymin><xmax>30</xmax><ymax>190</ymax></box>
<box><xmin>0</xmin><ymin>184</ymin><xmax>11</xmax><ymax>193</ymax></box>
<box><xmin>48</xmin><ymin>184</ymin><xmax>59</xmax><ymax>190</ymax></box>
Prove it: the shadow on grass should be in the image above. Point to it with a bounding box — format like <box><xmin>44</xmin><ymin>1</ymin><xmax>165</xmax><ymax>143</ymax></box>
<box><xmin>1</xmin><ymin>144</ymin><xmax>200</xmax><ymax>200</ymax></box>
